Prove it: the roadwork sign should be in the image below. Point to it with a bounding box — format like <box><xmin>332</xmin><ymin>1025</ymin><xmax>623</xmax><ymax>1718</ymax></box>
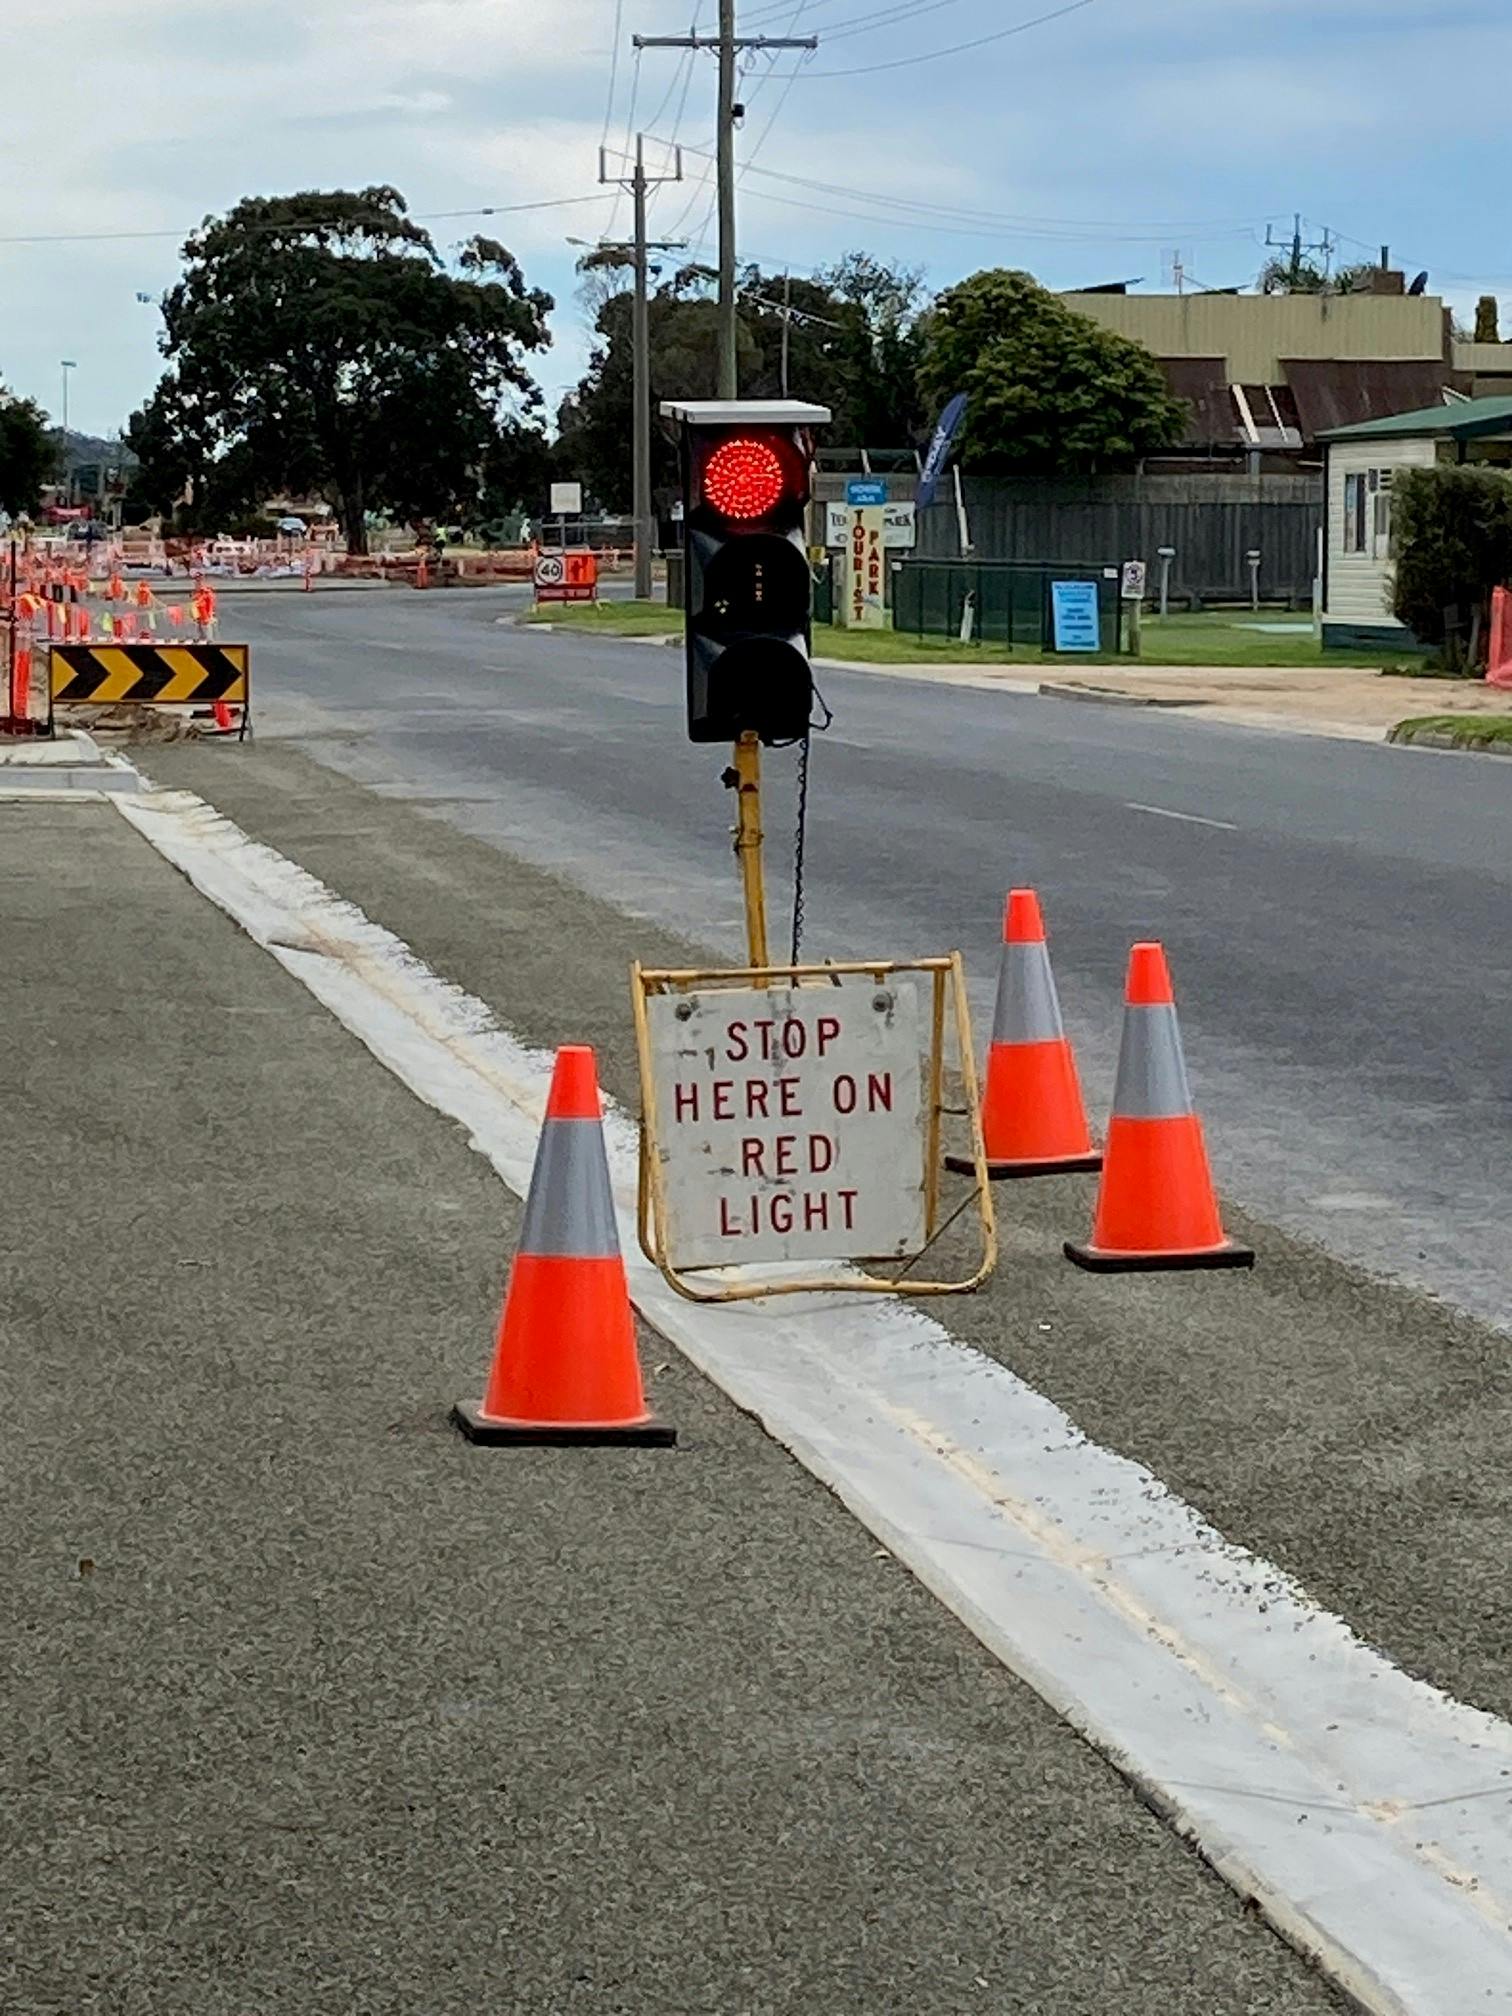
<box><xmin>533</xmin><ymin>551</ymin><xmax>598</xmax><ymax>603</ymax></box>
<box><xmin>645</xmin><ymin>980</ymin><xmax>926</xmax><ymax>1267</ymax></box>
<box><xmin>633</xmin><ymin>956</ymin><xmax>996</xmax><ymax>1303</ymax></box>
<box><xmin>50</xmin><ymin>642</ymin><xmax>249</xmax><ymax>705</ymax></box>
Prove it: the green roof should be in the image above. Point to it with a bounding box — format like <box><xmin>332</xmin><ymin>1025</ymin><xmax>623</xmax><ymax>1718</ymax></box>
<box><xmin>1321</xmin><ymin>395</ymin><xmax>1512</xmax><ymax>443</ymax></box>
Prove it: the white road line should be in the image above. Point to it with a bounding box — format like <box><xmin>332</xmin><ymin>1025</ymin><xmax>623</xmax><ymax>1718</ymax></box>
<box><xmin>1126</xmin><ymin>801</ymin><xmax>1239</xmax><ymax>829</ymax></box>
<box><xmin>117</xmin><ymin>783</ymin><xmax>1512</xmax><ymax>2016</ymax></box>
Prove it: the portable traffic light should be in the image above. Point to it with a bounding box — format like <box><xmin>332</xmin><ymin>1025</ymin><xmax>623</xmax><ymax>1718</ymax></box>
<box><xmin>665</xmin><ymin>400</ymin><xmax>830</xmax><ymax>744</ymax></box>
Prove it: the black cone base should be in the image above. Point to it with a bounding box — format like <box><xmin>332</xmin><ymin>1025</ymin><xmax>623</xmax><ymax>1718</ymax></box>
<box><xmin>946</xmin><ymin>1150</ymin><xmax>1103</xmax><ymax>1181</ymax></box>
<box><xmin>1063</xmin><ymin>1239</ymin><xmax>1256</xmax><ymax>1274</ymax></box>
<box><xmin>451</xmin><ymin>1402</ymin><xmax>677</xmax><ymax>1447</ymax></box>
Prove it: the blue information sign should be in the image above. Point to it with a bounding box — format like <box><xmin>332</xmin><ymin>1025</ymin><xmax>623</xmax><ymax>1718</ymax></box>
<box><xmin>846</xmin><ymin>478</ymin><xmax>888</xmax><ymax>506</ymax></box>
<box><xmin>1050</xmin><ymin>580</ymin><xmax>1101</xmax><ymax>653</ymax></box>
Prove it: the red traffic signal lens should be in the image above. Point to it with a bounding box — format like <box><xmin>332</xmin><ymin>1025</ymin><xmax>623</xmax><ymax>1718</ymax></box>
<box><xmin>703</xmin><ymin>436</ymin><xmax>788</xmax><ymax>521</ymax></box>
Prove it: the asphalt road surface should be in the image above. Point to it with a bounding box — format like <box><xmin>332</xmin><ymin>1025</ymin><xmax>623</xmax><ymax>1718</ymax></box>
<box><xmin>3</xmin><ymin>802</ymin><xmax>1347</xmax><ymax>2016</ymax></box>
<box><xmin>230</xmin><ymin>583</ymin><xmax>1512</xmax><ymax>1332</ymax></box>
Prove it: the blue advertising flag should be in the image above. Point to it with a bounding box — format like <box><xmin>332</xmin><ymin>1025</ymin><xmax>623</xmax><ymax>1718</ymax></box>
<box><xmin>915</xmin><ymin>393</ymin><xmax>968</xmax><ymax>509</ymax></box>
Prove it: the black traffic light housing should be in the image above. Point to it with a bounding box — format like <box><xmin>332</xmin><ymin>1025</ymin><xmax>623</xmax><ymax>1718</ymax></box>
<box><xmin>665</xmin><ymin>400</ymin><xmax>831</xmax><ymax>744</ymax></box>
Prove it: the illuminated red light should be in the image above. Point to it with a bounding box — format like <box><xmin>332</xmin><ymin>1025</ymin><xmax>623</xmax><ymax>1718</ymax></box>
<box><xmin>703</xmin><ymin>436</ymin><xmax>787</xmax><ymax>520</ymax></box>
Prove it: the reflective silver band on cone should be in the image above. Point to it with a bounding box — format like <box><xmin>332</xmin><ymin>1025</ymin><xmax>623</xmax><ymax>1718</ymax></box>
<box><xmin>518</xmin><ymin>1118</ymin><xmax>623</xmax><ymax>1258</ymax></box>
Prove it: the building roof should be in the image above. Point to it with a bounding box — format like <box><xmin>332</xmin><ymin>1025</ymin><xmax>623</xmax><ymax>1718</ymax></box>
<box><xmin>1320</xmin><ymin>394</ymin><xmax>1512</xmax><ymax>443</ymax></box>
<box><xmin>1285</xmin><ymin>359</ymin><xmax>1453</xmax><ymax>440</ymax></box>
<box><xmin>1158</xmin><ymin>357</ymin><xmax>1234</xmax><ymax>444</ymax></box>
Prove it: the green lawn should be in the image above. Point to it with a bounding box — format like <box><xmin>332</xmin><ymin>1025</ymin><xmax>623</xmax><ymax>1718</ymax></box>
<box><xmin>521</xmin><ymin>600</ymin><xmax>1428</xmax><ymax>672</ymax></box>
<box><xmin>1389</xmin><ymin>714</ymin><xmax>1512</xmax><ymax>749</ymax></box>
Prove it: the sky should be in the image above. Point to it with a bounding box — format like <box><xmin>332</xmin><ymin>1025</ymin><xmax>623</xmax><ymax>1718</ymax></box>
<box><xmin>4</xmin><ymin>0</ymin><xmax>1510</xmax><ymax>440</ymax></box>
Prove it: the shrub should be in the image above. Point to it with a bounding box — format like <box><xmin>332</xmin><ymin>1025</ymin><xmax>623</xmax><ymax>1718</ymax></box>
<box><xmin>1391</xmin><ymin>464</ymin><xmax>1512</xmax><ymax>672</ymax></box>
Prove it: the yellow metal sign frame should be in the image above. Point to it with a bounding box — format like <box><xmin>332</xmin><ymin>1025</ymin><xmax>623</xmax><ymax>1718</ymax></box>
<box><xmin>631</xmin><ymin>954</ymin><xmax>997</xmax><ymax>1305</ymax></box>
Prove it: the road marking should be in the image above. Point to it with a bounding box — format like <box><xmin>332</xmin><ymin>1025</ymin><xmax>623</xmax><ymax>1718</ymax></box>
<box><xmin>1126</xmin><ymin>801</ymin><xmax>1238</xmax><ymax>829</ymax></box>
<box><xmin>118</xmin><ymin>783</ymin><xmax>1512</xmax><ymax>2016</ymax></box>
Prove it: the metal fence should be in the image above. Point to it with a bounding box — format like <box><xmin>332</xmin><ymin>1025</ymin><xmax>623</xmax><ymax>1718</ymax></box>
<box><xmin>912</xmin><ymin>473</ymin><xmax>1323</xmax><ymax>606</ymax></box>
<box><xmin>892</xmin><ymin>558</ymin><xmax>1127</xmax><ymax>654</ymax></box>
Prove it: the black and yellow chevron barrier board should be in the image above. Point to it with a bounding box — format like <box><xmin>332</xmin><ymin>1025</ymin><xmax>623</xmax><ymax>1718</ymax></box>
<box><xmin>50</xmin><ymin>643</ymin><xmax>249</xmax><ymax>705</ymax></box>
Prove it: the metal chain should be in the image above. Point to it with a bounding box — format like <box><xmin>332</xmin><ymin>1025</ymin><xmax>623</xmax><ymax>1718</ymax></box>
<box><xmin>789</xmin><ymin>682</ymin><xmax>833</xmax><ymax>963</ymax></box>
<box><xmin>790</xmin><ymin>729</ymin><xmax>810</xmax><ymax>965</ymax></box>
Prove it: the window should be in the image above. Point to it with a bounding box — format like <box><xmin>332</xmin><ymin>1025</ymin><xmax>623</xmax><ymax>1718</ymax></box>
<box><xmin>1374</xmin><ymin>470</ymin><xmax>1394</xmax><ymax>550</ymax></box>
<box><xmin>1343</xmin><ymin>471</ymin><xmax>1368</xmax><ymax>553</ymax></box>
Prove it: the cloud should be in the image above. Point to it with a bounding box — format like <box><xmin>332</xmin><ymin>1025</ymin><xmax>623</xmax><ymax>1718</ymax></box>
<box><xmin>2</xmin><ymin>0</ymin><xmax>1507</xmax><ymax>434</ymax></box>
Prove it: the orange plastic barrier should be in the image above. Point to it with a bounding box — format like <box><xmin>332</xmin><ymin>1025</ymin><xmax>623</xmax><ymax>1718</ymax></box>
<box><xmin>1488</xmin><ymin>586</ymin><xmax>1512</xmax><ymax>691</ymax></box>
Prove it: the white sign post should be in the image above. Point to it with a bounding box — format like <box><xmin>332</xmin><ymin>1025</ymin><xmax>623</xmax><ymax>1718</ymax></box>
<box><xmin>549</xmin><ymin>481</ymin><xmax>583</xmax><ymax>516</ymax></box>
<box><xmin>646</xmin><ymin>981</ymin><xmax>926</xmax><ymax>1269</ymax></box>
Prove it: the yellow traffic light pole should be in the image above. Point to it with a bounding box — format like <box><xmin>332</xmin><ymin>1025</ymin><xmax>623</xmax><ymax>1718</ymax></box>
<box><xmin>731</xmin><ymin>730</ymin><xmax>769</xmax><ymax>968</ymax></box>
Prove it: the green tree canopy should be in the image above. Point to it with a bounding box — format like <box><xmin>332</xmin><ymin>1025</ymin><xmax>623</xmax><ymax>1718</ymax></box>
<box><xmin>554</xmin><ymin>251</ymin><xmax>928</xmax><ymax>510</ymax></box>
<box><xmin>1258</xmin><ymin>254</ymin><xmax>1381</xmax><ymax>295</ymax></box>
<box><xmin>0</xmin><ymin>385</ymin><xmax>55</xmax><ymax>517</ymax></box>
<box><xmin>127</xmin><ymin>187</ymin><xmax>552</xmax><ymax>551</ymax></box>
<box><xmin>917</xmin><ymin>269</ymin><xmax>1187</xmax><ymax>474</ymax></box>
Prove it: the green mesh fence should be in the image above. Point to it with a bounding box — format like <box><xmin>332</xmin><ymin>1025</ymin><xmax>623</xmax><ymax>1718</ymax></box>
<box><xmin>890</xmin><ymin>559</ymin><xmax>1125</xmax><ymax>653</ymax></box>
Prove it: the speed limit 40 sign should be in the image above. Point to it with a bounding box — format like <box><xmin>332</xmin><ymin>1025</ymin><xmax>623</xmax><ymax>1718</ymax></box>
<box><xmin>533</xmin><ymin>551</ymin><xmax>598</xmax><ymax>604</ymax></box>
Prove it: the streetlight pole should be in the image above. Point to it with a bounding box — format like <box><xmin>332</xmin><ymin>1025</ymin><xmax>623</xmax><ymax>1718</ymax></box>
<box><xmin>60</xmin><ymin>360</ymin><xmax>77</xmax><ymax>505</ymax></box>
<box><xmin>632</xmin><ymin>142</ymin><xmax>653</xmax><ymax>598</ymax></box>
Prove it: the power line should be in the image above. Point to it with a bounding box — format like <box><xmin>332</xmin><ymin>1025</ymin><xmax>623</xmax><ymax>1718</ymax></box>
<box><xmin>821</xmin><ymin>0</ymin><xmax>973</xmax><ymax>43</ymax></box>
<box><xmin>667</xmin><ymin>144</ymin><xmax>1285</xmax><ymax>235</ymax></box>
<box><xmin>605</xmin><ymin>47</ymin><xmax>644</xmax><ymax>237</ymax></box>
<box><xmin>599</xmin><ymin>0</ymin><xmax>626</xmax><ymax>149</ymax></box>
<box><xmin>0</xmin><ymin>194</ymin><xmax>611</xmax><ymax>249</ymax></box>
<box><xmin>642</xmin><ymin>42</ymin><xmax>694</xmax><ymax>138</ymax></box>
<box><xmin>797</xmin><ymin>0</ymin><xmax>1096</xmax><ymax>77</ymax></box>
<box><xmin>730</xmin><ymin>180</ymin><xmax>1267</xmax><ymax>247</ymax></box>
<box><xmin>666</xmin><ymin>1</ymin><xmax>813</xmax><ymax>246</ymax></box>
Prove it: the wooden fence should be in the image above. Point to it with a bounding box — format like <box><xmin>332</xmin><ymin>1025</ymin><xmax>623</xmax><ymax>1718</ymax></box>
<box><xmin>911</xmin><ymin>474</ymin><xmax>1323</xmax><ymax>605</ymax></box>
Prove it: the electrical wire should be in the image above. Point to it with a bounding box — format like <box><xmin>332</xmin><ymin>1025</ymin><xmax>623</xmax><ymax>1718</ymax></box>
<box><xmin>796</xmin><ymin>0</ymin><xmax>1097</xmax><ymax>77</ymax></box>
<box><xmin>604</xmin><ymin>47</ymin><xmax>644</xmax><ymax>237</ymax></box>
<box><xmin>820</xmin><ymin>0</ymin><xmax>973</xmax><ymax>43</ymax></box>
<box><xmin>0</xmin><ymin>194</ymin><xmax>612</xmax><ymax>248</ymax></box>
<box><xmin>599</xmin><ymin>0</ymin><xmax>625</xmax><ymax>150</ymax></box>
<box><xmin>674</xmin><ymin>0</ymin><xmax>813</xmax><ymax>256</ymax></box>
<box><xmin>733</xmin><ymin>180</ymin><xmax>1263</xmax><ymax>246</ymax></box>
<box><xmin>669</xmin><ymin>146</ymin><xmax>1280</xmax><ymax>236</ymax></box>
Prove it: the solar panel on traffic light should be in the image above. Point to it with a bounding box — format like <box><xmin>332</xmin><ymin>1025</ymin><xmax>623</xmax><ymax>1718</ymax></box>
<box><xmin>673</xmin><ymin>405</ymin><xmax>825</xmax><ymax>745</ymax></box>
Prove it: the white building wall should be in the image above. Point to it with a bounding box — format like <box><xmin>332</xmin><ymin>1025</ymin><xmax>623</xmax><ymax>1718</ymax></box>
<box><xmin>1324</xmin><ymin>437</ymin><xmax>1437</xmax><ymax>628</ymax></box>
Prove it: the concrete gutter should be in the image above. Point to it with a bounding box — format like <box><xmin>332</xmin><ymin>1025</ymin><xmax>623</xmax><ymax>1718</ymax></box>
<box><xmin>0</xmin><ymin>730</ymin><xmax>143</xmax><ymax>795</ymax></box>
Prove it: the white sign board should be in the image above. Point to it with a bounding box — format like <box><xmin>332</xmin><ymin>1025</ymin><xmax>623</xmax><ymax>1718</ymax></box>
<box><xmin>533</xmin><ymin>553</ymin><xmax>565</xmax><ymax>586</ymax></box>
<box><xmin>1121</xmin><ymin>559</ymin><xmax>1148</xmax><ymax>600</ymax></box>
<box><xmin>646</xmin><ymin>981</ymin><xmax>926</xmax><ymax>1269</ymax></box>
<box><xmin>826</xmin><ymin>500</ymin><xmax>917</xmax><ymax>550</ymax></box>
<box><xmin>549</xmin><ymin>480</ymin><xmax>583</xmax><ymax>515</ymax></box>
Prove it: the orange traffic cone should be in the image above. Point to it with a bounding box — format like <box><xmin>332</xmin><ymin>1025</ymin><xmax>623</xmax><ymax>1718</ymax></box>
<box><xmin>1065</xmin><ymin>943</ymin><xmax>1254</xmax><ymax>1273</ymax></box>
<box><xmin>211</xmin><ymin>699</ymin><xmax>235</xmax><ymax>733</ymax></box>
<box><xmin>948</xmin><ymin>889</ymin><xmax>1100</xmax><ymax>1180</ymax></box>
<box><xmin>452</xmin><ymin>1045</ymin><xmax>675</xmax><ymax>1446</ymax></box>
